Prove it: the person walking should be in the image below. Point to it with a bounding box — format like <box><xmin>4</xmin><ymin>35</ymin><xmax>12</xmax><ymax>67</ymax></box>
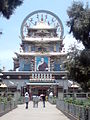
<box><xmin>45</xmin><ymin>95</ymin><xmax>48</xmax><ymax>102</ymax></box>
<box><xmin>35</xmin><ymin>95</ymin><xmax>39</xmax><ymax>108</ymax></box>
<box><xmin>32</xmin><ymin>95</ymin><xmax>36</xmax><ymax>108</ymax></box>
<box><xmin>32</xmin><ymin>95</ymin><xmax>39</xmax><ymax>108</ymax></box>
<box><xmin>42</xmin><ymin>95</ymin><xmax>45</xmax><ymax>108</ymax></box>
<box><xmin>25</xmin><ymin>92</ymin><xmax>29</xmax><ymax>109</ymax></box>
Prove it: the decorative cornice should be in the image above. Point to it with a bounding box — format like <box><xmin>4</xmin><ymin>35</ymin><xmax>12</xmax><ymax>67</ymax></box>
<box><xmin>22</xmin><ymin>37</ymin><xmax>63</xmax><ymax>43</ymax></box>
<box><xmin>15</xmin><ymin>52</ymin><xmax>67</xmax><ymax>57</ymax></box>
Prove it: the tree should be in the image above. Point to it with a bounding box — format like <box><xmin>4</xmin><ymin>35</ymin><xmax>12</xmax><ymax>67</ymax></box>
<box><xmin>0</xmin><ymin>0</ymin><xmax>23</xmax><ymax>19</ymax></box>
<box><xmin>67</xmin><ymin>1</ymin><xmax>90</xmax><ymax>49</ymax></box>
<box><xmin>67</xmin><ymin>47</ymin><xmax>90</xmax><ymax>92</ymax></box>
<box><xmin>67</xmin><ymin>1</ymin><xmax>90</xmax><ymax>92</ymax></box>
<box><xmin>66</xmin><ymin>44</ymin><xmax>81</xmax><ymax>79</ymax></box>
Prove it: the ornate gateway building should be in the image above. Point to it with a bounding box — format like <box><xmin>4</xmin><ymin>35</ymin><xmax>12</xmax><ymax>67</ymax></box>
<box><xmin>2</xmin><ymin>10</ymin><xmax>68</xmax><ymax>96</ymax></box>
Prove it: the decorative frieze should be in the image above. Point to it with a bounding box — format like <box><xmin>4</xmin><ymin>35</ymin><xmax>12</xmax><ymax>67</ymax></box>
<box><xmin>30</xmin><ymin>73</ymin><xmax>54</xmax><ymax>81</ymax></box>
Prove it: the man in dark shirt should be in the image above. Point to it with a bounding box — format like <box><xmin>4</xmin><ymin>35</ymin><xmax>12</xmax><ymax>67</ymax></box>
<box><xmin>42</xmin><ymin>95</ymin><xmax>45</xmax><ymax>107</ymax></box>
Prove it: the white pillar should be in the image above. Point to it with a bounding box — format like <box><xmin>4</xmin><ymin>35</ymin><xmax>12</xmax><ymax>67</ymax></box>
<box><xmin>35</xmin><ymin>57</ymin><xmax>36</xmax><ymax>71</ymax></box>
<box><xmin>48</xmin><ymin>57</ymin><xmax>50</xmax><ymax>71</ymax></box>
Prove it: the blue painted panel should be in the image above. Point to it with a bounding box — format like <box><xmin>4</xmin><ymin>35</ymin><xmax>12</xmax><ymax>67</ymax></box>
<box><xmin>19</xmin><ymin>58</ymin><xmax>32</xmax><ymax>71</ymax></box>
<box><xmin>54</xmin><ymin>63</ymin><xmax>60</xmax><ymax>71</ymax></box>
<box><xmin>19</xmin><ymin>59</ymin><xmax>24</xmax><ymax>71</ymax></box>
<box><xmin>24</xmin><ymin>63</ymin><xmax>31</xmax><ymax>71</ymax></box>
<box><xmin>49</xmin><ymin>45</ymin><xmax>54</xmax><ymax>52</ymax></box>
<box><xmin>31</xmin><ymin>45</ymin><xmax>35</xmax><ymax>51</ymax></box>
<box><xmin>24</xmin><ymin>44</ymin><xmax>28</xmax><ymax>52</ymax></box>
<box><xmin>56</xmin><ymin>44</ymin><xmax>59</xmax><ymax>52</ymax></box>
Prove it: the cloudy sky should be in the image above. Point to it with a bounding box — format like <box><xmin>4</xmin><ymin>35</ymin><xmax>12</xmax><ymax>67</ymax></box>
<box><xmin>0</xmin><ymin>0</ymin><xmax>87</xmax><ymax>70</ymax></box>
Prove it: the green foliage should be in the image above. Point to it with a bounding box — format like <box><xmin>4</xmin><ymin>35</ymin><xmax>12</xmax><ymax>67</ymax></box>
<box><xmin>80</xmin><ymin>50</ymin><xmax>90</xmax><ymax>67</ymax></box>
<box><xmin>66</xmin><ymin>44</ymin><xmax>81</xmax><ymax>79</ymax></box>
<box><xmin>0</xmin><ymin>95</ymin><xmax>12</xmax><ymax>104</ymax></box>
<box><xmin>64</xmin><ymin>98</ymin><xmax>90</xmax><ymax>107</ymax></box>
<box><xmin>83</xmin><ymin>101</ymin><xmax>90</xmax><ymax>107</ymax></box>
<box><xmin>0</xmin><ymin>0</ymin><xmax>23</xmax><ymax>19</ymax></box>
<box><xmin>67</xmin><ymin>1</ymin><xmax>90</xmax><ymax>49</ymax></box>
<box><xmin>18</xmin><ymin>96</ymin><xmax>24</xmax><ymax>104</ymax></box>
<box><xmin>0</xmin><ymin>97</ymin><xmax>7</xmax><ymax>104</ymax></box>
<box><xmin>67</xmin><ymin>47</ymin><xmax>90</xmax><ymax>92</ymax></box>
<box><xmin>7</xmin><ymin>95</ymin><xmax>12</xmax><ymax>101</ymax></box>
<box><xmin>64</xmin><ymin>97</ymin><xmax>74</xmax><ymax>103</ymax></box>
<box><xmin>66</xmin><ymin>1</ymin><xmax>90</xmax><ymax>92</ymax></box>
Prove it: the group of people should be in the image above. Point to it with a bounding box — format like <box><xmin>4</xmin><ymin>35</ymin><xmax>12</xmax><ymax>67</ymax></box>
<box><xmin>25</xmin><ymin>92</ymin><xmax>47</xmax><ymax>109</ymax></box>
<box><xmin>32</xmin><ymin>95</ymin><xmax>46</xmax><ymax>108</ymax></box>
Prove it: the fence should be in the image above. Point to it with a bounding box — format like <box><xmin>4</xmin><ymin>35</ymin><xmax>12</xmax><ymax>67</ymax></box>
<box><xmin>64</xmin><ymin>93</ymin><xmax>90</xmax><ymax>100</ymax></box>
<box><xmin>56</xmin><ymin>100</ymin><xmax>90</xmax><ymax>120</ymax></box>
<box><xmin>48</xmin><ymin>97</ymin><xmax>57</xmax><ymax>104</ymax></box>
<box><xmin>0</xmin><ymin>100</ymin><xmax>17</xmax><ymax>116</ymax></box>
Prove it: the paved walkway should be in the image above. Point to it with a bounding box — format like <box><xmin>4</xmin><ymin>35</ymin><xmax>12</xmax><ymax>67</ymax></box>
<box><xmin>0</xmin><ymin>101</ymin><xmax>70</xmax><ymax>120</ymax></box>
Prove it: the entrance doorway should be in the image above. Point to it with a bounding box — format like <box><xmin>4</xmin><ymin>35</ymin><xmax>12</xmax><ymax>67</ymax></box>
<box><xmin>38</xmin><ymin>89</ymin><xmax>47</xmax><ymax>96</ymax></box>
<box><xmin>30</xmin><ymin>86</ymin><xmax>49</xmax><ymax>96</ymax></box>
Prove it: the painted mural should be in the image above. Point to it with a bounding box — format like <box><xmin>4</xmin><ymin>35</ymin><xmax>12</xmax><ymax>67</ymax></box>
<box><xmin>36</xmin><ymin>56</ymin><xmax>48</xmax><ymax>71</ymax></box>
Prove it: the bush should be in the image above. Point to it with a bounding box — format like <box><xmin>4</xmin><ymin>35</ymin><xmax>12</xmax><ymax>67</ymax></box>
<box><xmin>0</xmin><ymin>95</ymin><xmax>12</xmax><ymax>104</ymax></box>
<box><xmin>7</xmin><ymin>95</ymin><xmax>12</xmax><ymax>101</ymax></box>
<box><xmin>0</xmin><ymin>97</ymin><xmax>7</xmax><ymax>104</ymax></box>
<box><xmin>64</xmin><ymin>98</ymin><xmax>90</xmax><ymax>108</ymax></box>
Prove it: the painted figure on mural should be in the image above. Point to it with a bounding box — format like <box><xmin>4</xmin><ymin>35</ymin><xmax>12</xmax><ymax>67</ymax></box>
<box><xmin>37</xmin><ymin>57</ymin><xmax>48</xmax><ymax>71</ymax></box>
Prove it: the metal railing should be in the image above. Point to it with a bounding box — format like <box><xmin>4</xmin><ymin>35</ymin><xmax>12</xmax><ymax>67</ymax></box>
<box><xmin>56</xmin><ymin>100</ymin><xmax>90</xmax><ymax>120</ymax></box>
<box><xmin>0</xmin><ymin>100</ymin><xmax>17</xmax><ymax>116</ymax></box>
